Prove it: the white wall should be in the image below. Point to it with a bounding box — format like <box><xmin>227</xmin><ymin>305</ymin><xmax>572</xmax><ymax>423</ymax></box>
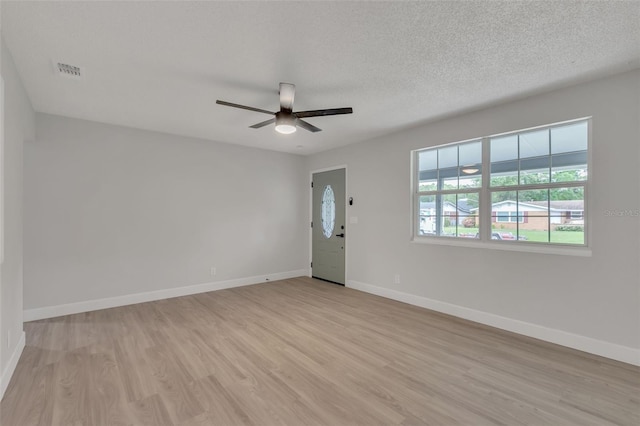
<box><xmin>307</xmin><ymin>70</ymin><xmax>640</xmax><ymax>364</ymax></box>
<box><xmin>24</xmin><ymin>114</ymin><xmax>308</xmax><ymax>312</ymax></box>
<box><xmin>1</xmin><ymin>37</ymin><xmax>35</xmax><ymax>396</ymax></box>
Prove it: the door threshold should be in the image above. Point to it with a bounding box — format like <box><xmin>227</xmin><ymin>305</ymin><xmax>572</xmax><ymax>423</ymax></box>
<box><xmin>312</xmin><ymin>276</ymin><xmax>345</xmax><ymax>286</ymax></box>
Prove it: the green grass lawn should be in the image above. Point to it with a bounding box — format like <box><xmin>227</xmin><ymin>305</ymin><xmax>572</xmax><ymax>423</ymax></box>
<box><xmin>443</xmin><ymin>227</ymin><xmax>584</xmax><ymax>244</ymax></box>
<box><xmin>519</xmin><ymin>229</ymin><xmax>584</xmax><ymax>244</ymax></box>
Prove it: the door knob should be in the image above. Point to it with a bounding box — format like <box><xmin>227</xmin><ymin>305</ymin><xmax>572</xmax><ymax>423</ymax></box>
<box><xmin>335</xmin><ymin>233</ymin><xmax>345</xmax><ymax>238</ymax></box>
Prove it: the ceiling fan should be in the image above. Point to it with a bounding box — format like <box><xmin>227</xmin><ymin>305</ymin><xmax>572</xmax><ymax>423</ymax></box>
<box><xmin>216</xmin><ymin>83</ymin><xmax>353</xmax><ymax>134</ymax></box>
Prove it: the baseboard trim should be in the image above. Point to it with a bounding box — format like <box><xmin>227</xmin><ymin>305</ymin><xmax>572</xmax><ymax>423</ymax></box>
<box><xmin>1</xmin><ymin>331</ymin><xmax>25</xmax><ymax>400</ymax></box>
<box><xmin>347</xmin><ymin>280</ymin><xmax>640</xmax><ymax>367</ymax></box>
<box><xmin>24</xmin><ymin>269</ymin><xmax>308</xmax><ymax>322</ymax></box>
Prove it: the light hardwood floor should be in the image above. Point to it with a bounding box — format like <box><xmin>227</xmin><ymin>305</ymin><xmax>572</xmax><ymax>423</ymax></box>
<box><xmin>2</xmin><ymin>277</ymin><xmax>639</xmax><ymax>425</ymax></box>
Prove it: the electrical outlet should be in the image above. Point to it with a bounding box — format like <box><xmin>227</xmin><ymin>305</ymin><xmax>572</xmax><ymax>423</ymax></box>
<box><xmin>394</xmin><ymin>274</ymin><xmax>401</xmax><ymax>285</ymax></box>
<box><xmin>210</xmin><ymin>266</ymin><xmax>217</xmax><ymax>276</ymax></box>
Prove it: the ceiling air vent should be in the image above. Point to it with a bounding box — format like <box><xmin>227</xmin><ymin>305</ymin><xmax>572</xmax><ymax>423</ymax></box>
<box><xmin>55</xmin><ymin>62</ymin><xmax>83</xmax><ymax>79</ymax></box>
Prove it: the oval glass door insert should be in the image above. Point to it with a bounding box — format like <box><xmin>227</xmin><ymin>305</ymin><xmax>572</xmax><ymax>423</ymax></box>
<box><xmin>321</xmin><ymin>185</ymin><xmax>336</xmax><ymax>238</ymax></box>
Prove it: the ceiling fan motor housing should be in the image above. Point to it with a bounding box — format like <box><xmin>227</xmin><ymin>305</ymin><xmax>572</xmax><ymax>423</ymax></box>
<box><xmin>275</xmin><ymin>111</ymin><xmax>298</xmax><ymax>134</ymax></box>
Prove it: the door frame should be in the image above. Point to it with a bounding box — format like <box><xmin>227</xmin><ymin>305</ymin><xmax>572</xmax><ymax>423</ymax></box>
<box><xmin>309</xmin><ymin>164</ymin><xmax>348</xmax><ymax>284</ymax></box>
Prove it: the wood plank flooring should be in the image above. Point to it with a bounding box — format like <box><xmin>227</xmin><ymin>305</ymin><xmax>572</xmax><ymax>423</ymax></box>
<box><xmin>2</xmin><ymin>277</ymin><xmax>639</xmax><ymax>425</ymax></box>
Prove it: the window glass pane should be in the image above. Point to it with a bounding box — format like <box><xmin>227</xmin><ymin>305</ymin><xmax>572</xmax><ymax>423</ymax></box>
<box><xmin>551</xmin><ymin>121</ymin><xmax>587</xmax><ymax>154</ymax></box>
<box><xmin>438</xmin><ymin>146</ymin><xmax>458</xmax><ymax>168</ymax></box>
<box><xmin>440</xmin><ymin>167</ymin><xmax>459</xmax><ymax>190</ymax></box>
<box><xmin>491</xmin><ymin>161</ymin><xmax>518</xmax><ymax>187</ymax></box>
<box><xmin>418</xmin><ymin>150</ymin><xmax>438</xmax><ymax>191</ymax></box>
<box><xmin>520</xmin><ymin>156</ymin><xmax>550</xmax><ymax>185</ymax></box>
<box><xmin>459</xmin><ymin>141</ymin><xmax>481</xmax><ymax>165</ymax></box>
<box><xmin>491</xmin><ymin>190</ymin><xmax>517</xmax><ymax>205</ymax></box>
<box><xmin>459</xmin><ymin>141</ymin><xmax>482</xmax><ymax>188</ymax></box>
<box><xmin>491</xmin><ymin>191</ymin><xmax>518</xmax><ymax>240</ymax></box>
<box><xmin>459</xmin><ymin>169</ymin><xmax>481</xmax><ymax>188</ymax></box>
<box><xmin>519</xmin><ymin>129</ymin><xmax>549</xmax><ymax>158</ymax></box>
<box><xmin>418</xmin><ymin>150</ymin><xmax>437</xmax><ymax>171</ymax></box>
<box><xmin>438</xmin><ymin>146</ymin><xmax>459</xmax><ymax>190</ymax></box>
<box><xmin>551</xmin><ymin>151</ymin><xmax>587</xmax><ymax>182</ymax></box>
<box><xmin>517</xmin><ymin>189</ymin><xmax>549</xmax><ymax>243</ymax></box>
<box><xmin>490</xmin><ymin>135</ymin><xmax>518</xmax><ymax>187</ymax></box>
<box><xmin>549</xmin><ymin>188</ymin><xmax>585</xmax><ymax>244</ymax></box>
<box><xmin>440</xmin><ymin>193</ymin><xmax>457</xmax><ymax>237</ymax></box>
<box><xmin>418</xmin><ymin>176</ymin><xmax>437</xmax><ymax>192</ymax></box>
<box><xmin>455</xmin><ymin>193</ymin><xmax>480</xmax><ymax>238</ymax></box>
<box><xmin>490</xmin><ymin>134</ymin><xmax>518</xmax><ymax>162</ymax></box>
<box><xmin>419</xmin><ymin>195</ymin><xmax>436</xmax><ymax>235</ymax></box>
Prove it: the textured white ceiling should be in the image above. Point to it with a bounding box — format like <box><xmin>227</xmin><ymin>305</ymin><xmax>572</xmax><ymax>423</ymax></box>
<box><xmin>2</xmin><ymin>1</ymin><xmax>639</xmax><ymax>154</ymax></box>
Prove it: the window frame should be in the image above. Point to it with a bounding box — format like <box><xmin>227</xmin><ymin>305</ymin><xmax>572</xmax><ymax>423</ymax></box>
<box><xmin>0</xmin><ymin>76</ymin><xmax>4</xmax><ymax>264</ymax></box>
<box><xmin>412</xmin><ymin>118</ymin><xmax>591</xmax><ymax>256</ymax></box>
<box><xmin>414</xmin><ymin>139</ymin><xmax>482</xmax><ymax>239</ymax></box>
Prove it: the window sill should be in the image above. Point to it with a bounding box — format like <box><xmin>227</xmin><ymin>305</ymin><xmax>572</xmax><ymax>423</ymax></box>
<box><xmin>411</xmin><ymin>236</ymin><xmax>592</xmax><ymax>257</ymax></box>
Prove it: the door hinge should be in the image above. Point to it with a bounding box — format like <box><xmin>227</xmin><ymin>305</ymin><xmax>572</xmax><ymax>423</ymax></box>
<box><xmin>311</xmin><ymin>181</ymin><xmax>314</xmax><ymax>188</ymax></box>
<box><xmin>310</xmin><ymin>262</ymin><xmax>313</xmax><ymax>268</ymax></box>
<box><xmin>310</xmin><ymin>221</ymin><xmax>313</xmax><ymax>228</ymax></box>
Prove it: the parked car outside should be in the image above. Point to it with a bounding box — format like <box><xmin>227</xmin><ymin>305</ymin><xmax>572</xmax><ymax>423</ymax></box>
<box><xmin>491</xmin><ymin>232</ymin><xmax>527</xmax><ymax>240</ymax></box>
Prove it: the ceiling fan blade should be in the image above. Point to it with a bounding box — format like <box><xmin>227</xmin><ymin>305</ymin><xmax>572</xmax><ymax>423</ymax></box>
<box><xmin>216</xmin><ymin>100</ymin><xmax>274</xmax><ymax>115</ymax></box>
<box><xmin>297</xmin><ymin>119</ymin><xmax>322</xmax><ymax>133</ymax></box>
<box><xmin>294</xmin><ymin>107</ymin><xmax>353</xmax><ymax>118</ymax></box>
<box><xmin>279</xmin><ymin>83</ymin><xmax>295</xmax><ymax>112</ymax></box>
<box><xmin>249</xmin><ymin>118</ymin><xmax>276</xmax><ymax>129</ymax></box>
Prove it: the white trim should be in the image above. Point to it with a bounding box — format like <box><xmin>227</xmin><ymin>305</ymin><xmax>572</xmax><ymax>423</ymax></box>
<box><xmin>411</xmin><ymin>236</ymin><xmax>592</xmax><ymax>257</ymax></box>
<box><xmin>489</xmin><ymin>116</ymin><xmax>591</xmax><ymax>139</ymax></box>
<box><xmin>1</xmin><ymin>76</ymin><xmax>5</xmax><ymax>264</ymax></box>
<box><xmin>347</xmin><ymin>280</ymin><xmax>639</xmax><ymax>366</ymax></box>
<box><xmin>1</xmin><ymin>331</ymin><xmax>25</xmax><ymax>399</ymax></box>
<box><xmin>310</xmin><ymin>164</ymin><xmax>348</xmax><ymax>175</ymax></box>
<box><xmin>24</xmin><ymin>270</ymin><xmax>307</xmax><ymax>322</ymax></box>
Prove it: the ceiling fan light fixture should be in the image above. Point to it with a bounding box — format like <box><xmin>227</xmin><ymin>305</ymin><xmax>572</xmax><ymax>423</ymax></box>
<box><xmin>461</xmin><ymin>165</ymin><xmax>480</xmax><ymax>175</ymax></box>
<box><xmin>275</xmin><ymin>123</ymin><xmax>297</xmax><ymax>134</ymax></box>
<box><xmin>216</xmin><ymin>82</ymin><xmax>353</xmax><ymax>134</ymax></box>
<box><xmin>275</xmin><ymin>114</ymin><xmax>297</xmax><ymax>134</ymax></box>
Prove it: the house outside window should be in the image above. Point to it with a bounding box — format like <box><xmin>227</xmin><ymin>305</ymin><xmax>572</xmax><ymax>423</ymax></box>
<box><xmin>414</xmin><ymin>118</ymin><xmax>589</xmax><ymax>251</ymax></box>
<box><xmin>495</xmin><ymin>211</ymin><xmax>523</xmax><ymax>223</ymax></box>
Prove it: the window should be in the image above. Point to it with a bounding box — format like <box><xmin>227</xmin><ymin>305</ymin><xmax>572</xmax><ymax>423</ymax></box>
<box><xmin>417</xmin><ymin>140</ymin><xmax>481</xmax><ymax>238</ymax></box>
<box><xmin>414</xmin><ymin>118</ymin><xmax>589</xmax><ymax>249</ymax></box>
<box><xmin>495</xmin><ymin>211</ymin><xmax>523</xmax><ymax>223</ymax></box>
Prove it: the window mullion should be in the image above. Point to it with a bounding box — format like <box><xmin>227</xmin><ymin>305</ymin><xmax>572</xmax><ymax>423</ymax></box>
<box><xmin>480</xmin><ymin>137</ymin><xmax>491</xmax><ymax>241</ymax></box>
<box><xmin>490</xmin><ymin>181</ymin><xmax>586</xmax><ymax>192</ymax></box>
<box><xmin>418</xmin><ymin>188</ymin><xmax>473</xmax><ymax>196</ymax></box>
